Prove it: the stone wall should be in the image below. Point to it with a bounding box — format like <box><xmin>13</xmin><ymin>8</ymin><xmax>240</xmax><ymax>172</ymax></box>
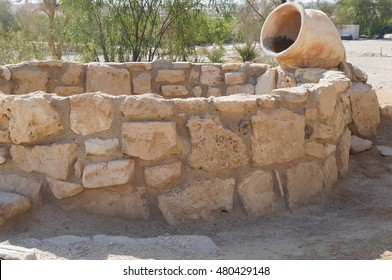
<box><xmin>0</xmin><ymin>61</ymin><xmax>380</xmax><ymax>225</ymax></box>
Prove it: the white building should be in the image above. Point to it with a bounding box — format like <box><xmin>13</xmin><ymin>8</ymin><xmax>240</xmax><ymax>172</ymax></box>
<box><xmin>339</xmin><ymin>25</ymin><xmax>360</xmax><ymax>40</ymax></box>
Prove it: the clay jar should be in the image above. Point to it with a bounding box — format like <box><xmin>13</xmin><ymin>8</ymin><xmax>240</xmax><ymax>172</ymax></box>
<box><xmin>260</xmin><ymin>2</ymin><xmax>346</xmax><ymax>69</ymax></box>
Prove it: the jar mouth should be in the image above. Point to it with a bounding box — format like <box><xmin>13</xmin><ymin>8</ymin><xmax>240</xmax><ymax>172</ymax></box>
<box><xmin>261</xmin><ymin>3</ymin><xmax>304</xmax><ymax>55</ymax></box>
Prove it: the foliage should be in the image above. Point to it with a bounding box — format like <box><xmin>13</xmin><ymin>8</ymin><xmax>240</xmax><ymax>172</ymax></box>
<box><xmin>234</xmin><ymin>43</ymin><xmax>259</xmax><ymax>62</ymax></box>
<box><xmin>201</xmin><ymin>45</ymin><xmax>225</xmax><ymax>63</ymax></box>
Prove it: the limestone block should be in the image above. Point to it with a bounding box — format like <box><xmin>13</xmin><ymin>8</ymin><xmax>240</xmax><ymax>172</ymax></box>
<box><xmin>0</xmin><ymin>66</ymin><xmax>11</xmax><ymax>81</ymax></box>
<box><xmin>61</xmin><ymin>63</ymin><xmax>84</xmax><ymax>85</ymax></box>
<box><xmin>11</xmin><ymin>69</ymin><xmax>48</xmax><ymax>94</ymax></box>
<box><xmin>70</xmin><ymin>93</ymin><xmax>113</xmax><ymax>135</ymax></box>
<box><xmin>336</xmin><ymin>128</ymin><xmax>351</xmax><ymax>177</ymax></box>
<box><xmin>212</xmin><ymin>94</ymin><xmax>258</xmax><ymax>114</ymax></box>
<box><xmin>173</xmin><ymin>98</ymin><xmax>211</xmax><ymax>113</ymax></box>
<box><xmin>156</xmin><ymin>70</ymin><xmax>185</xmax><ymax>83</ymax></box>
<box><xmin>46</xmin><ymin>177</ymin><xmax>83</xmax><ymax>199</ymax></box>
<box><xmin>222</xmin><ymin>63</ymin><xmax>242</xmax><ymax>71</ymax></box>
<box><xmin>27</xmin><ymin>61</ymin><xmax>63</xmax><ymax>67</ymax></box>
<box><xmin>125</xmin><ymin>62</ymin><xmax>152</xmax><ymax>72</ymax></box>
<box><xmin>132</xmin><ymin>72</ymin><xmax>152</xmax><ymax>94</ymax></box>
<box><xmin>0</xmin><ymin>130</ymin><xmax>11</xmax><ymax>144</ymax></box>
<box><xmin>276</xmin><ymin>67</ymin><xmax>296</xmax><ymax>88</ymax></box>
<box><xmin>54</xmin><ymin>86</ymin><xmax>84</xmax><ymax>96</ymax></box>
<box><xmin>305</xmin><ymin>141</ymin><xmax>336</xmax><ymax>159</ymax></box>
<box><xmin>350</xmin><ymin>135</ymin><xmax>372</xmax><ymax>154</ymax></box>
<box><xmin>173</xmin><ymin>62</ymin><xmax>191</xmax><ymax>69</ymax></box>
<box><xmin>321</xmin><ymin>71</ymin><xmax>351</xmax><ymax>93</ymax></box>
<box><xmin>60</xmin><ymin>185</ymin><xmax>150</xmax><ymax>220</ymax></box>
<box><xmin>311</xmin><ymin>82</ymin><xmax>337</xmax><ymax>119</ymax></box>
<box><xmin>151</xmin><ymin>59</ymin><xmax>172</xmax><ymax>69</ymax></box>
<box><xmin>249</xmin><ymin>63</ymin><xmax>269</xmax><ymax>76</ymax></box>
<box><xmin>0</xmin><ymin>85</ymin><xmax>10</xmax><ymax>94</ymax></box>
<box><xmin>238</xmin><ymin>170</ymin><xmax>275</xmax><ymax>216</ymax></box>
<box><xmin>255</xmin><ymin>68</ymin><xmax>277</xmax><ymax>95</ymax></box>
<box><xmin>0</xmin><ymin>192</ymin><xmax>30</xmax><ymax>225</ymax></box>
<box><xmin>305</xmin><ymin>108</ymin><xmax>318</xmax><ymax>121</ymax></box>
<box><xmin>225</xmin><ymin>72</ymin><xmax>247</xmax><ymax>85</ymax></box>
<box><xmin>295</xmin><ymin>68</ymin><xmax>327</xmax><ymax>83</ymax></box>
<box><xmin>189</xmin><ymin>68</ymin><xmax>200</xmax><ymax>84</ymax></box>
<box><xmin>200</xmin><ymin>66</ymin><xmax>223</xmax><ymax>86</ymax></box>
<box><xmin>251</xmin><ymin>109</ymin><xmax>305</xmax><ymax>166</ymax></box>
<box><xmin>11</xmin><ymin>143</ymin><xmax>78</xmax><ymax>180</ymax></box>
<box><xmin>227</xmin><ymin>84</ymin><xmax>255</xmax><ymax>95</ymax></box>
<box><xmin>82</xmin><ymin>159</ymin><xmax>135</xmax><ymax>189</ymax></box>
<box><xmin>86</xmin><ymin>63</ymin><xmax>131</xmax><ymax>95</ymax></box>
<box><xmin>313</xmin><ymin>123</ymin><xmax>334</xmax><ymax>140</ymax></box>
<box><xmin>85</xmin><ymin>138</ymin><xmax>119</xmax><ymax>156</ymax></box>
<box><xmin>121</xmin><ymin>93</ymin><xmax>174</xmax><ymax>119</ymax></box>
<box><xmin>6</xmin><ymin>94</ymin><xmax>63</xmax><ymax>144</ymax></box>
<box><xmin>257</xmin><ymin>94</ymin><xmax>277</xmax><ymax>108</ymax></box>
<box><xmin>158</xmin><ymin>178</ymin><xmax>235</xmax><ymax>225</ymax></box>
<box><xmin>144</xmin><ymin>161</ymin><xmax>181</xmax><ymax>188</ymax></box>
<box><xmin>0</xmin><ymin>174</ymin><xmax>42</xmax><ymax>205</ymax></box>
<box><xmin>323</xmin><ymin>155</ymin><xmax>338</xmax><ymax>194</ymax></box>
<box><xmin>161</xmin><ymin>85</ymin><xmax>189</xmax><ymax>97</ymax></box>
<box><xmin>380</xmin><ymin>105</ymin><xmax>392</xmax><ymax>120</ymax></box>
<box><xmin>0</xmin><ymin>244</ymin><xmax>37</xmax><ymax>260</ymax></box>
<box><xmin>349</xmin><ymin>83</ymin><xmax>380</xmax><ymax>137</ymax></box>
<box><xmin>352</xmin><ymin>65</ymin><xmax>367</xmax><ymax>83</ymax></box>
<box><xmin>286</xmin><ymin>161</ymin><xmax>324</xmax><ymax>209</ymax></box>
<box><xmin>272</xmin><ymin>86</ymin><xmax>308</xmax><ymax>103</ymax></box>
<box><xmin>192</xmin><ymin>86</ymin><xmax>203</xmax><ymax>97</ymax></box>
<box><xmin>186</xmin><ymin>114</ymin><xmax>248</xmax><ymax>171</ymax></box>
<box><xmin>122</xmin><ymin>122</ymin><xmax>177</xmax><ymax>161</ymax></box>
<box><xmin>207</xmin><ymin>87</ymin><xmax>222</xmax><ymax>97</ymax></box>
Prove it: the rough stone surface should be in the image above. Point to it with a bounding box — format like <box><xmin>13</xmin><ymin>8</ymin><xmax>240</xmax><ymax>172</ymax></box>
<box><xmin>0</xmin><ymin>130</ymin><xmax>11</xmax><ymax>144</ymax></box>
<box><xmin>295</xmin><ymin>68</ymin><xmax>327</xmax><ymax>83</ymax></box>
<box><xmin>11</xmin><ymin>143</ymin><xmax>78</xmax><ymax>180</ymax></box>
<box><xmin>54</xmin><ymin>86</ymin><xmax>84</xmax><ymax>96</ymax></box>
<box><xmin>85</xmin><ymin>138</ymin><xmax>119</xmax><ymax>156</ymax></box>
<box><xmin>189</xmin><ymin>68</ymin><xmax>200</xmax><ymax>84</ymax></box>
<box><xmin>144</xmin><ymin>161</ymin><xmax>181</xmax><ymax>188</ymax></box>
<box><xmin>277</xmin><ymin>67</ymin><xmax>296</xmax><ymax>88</ymax></box>
<box><xmin>0</xmin><ymin>85</ymin><xmax>10</xmax><ymax>94</ymax></box>
<box><xmin>207</xmin><ymin>87</ymin><xmax>222</xmax><ymax>97</ymax></box>
<box><xmin>47</xmin><ymin>177</ymin><xmax>83</xmax><ymax>199</ymax></box>
<box><xmin>349</xmin><ymin>83</ymin><xmax>380</xmax><ymax>137</ymax></box>
<box><xmin>70</xmin><ymin>93</ymin><xmax>113</xmax><ymax>135</ymax></box>
<box><xmin>352</xmin><ymin>65</ymin><xmax>368</xmax><ymax>83</ymax></box>
<box><xmin>350</xmin><ymin>135</ymin><xmax>373</xmax><ymax>154</ymax></box>
<box><xmin>312</xmin><ymin>82</ymin><xmax>337</xmax><ymax>119</ymax></box>
<box><xmin>82</xmin><ymin>159</ymin><xmax>135</xmax><ymax>189</ymax></box>
<box><xmin>212</xmin><ymin>94</ymin><xmax>258</xmax><ymax>114</ymax></box>
<box><xmin>313</xmin><ymin>123</ymin><xmax>334</xmax><ymax>140</ymax></box>
<box><xmin>305</xmin><ymin>142</ymin><xmax>336</xmax><ymax>159</ymax></box>
<box><xmin>225</xmin><ymin>72</ymin><xmax>247</xmax><ymax>85</ymax></box>
<box><xmin>305</xmin><ymin>108</ymin><xmax>318</xmax><ymax>121</ymax></box>
<box><xmin>11</xmin><ymin>69</ymin><xmax>48</xmax><ymax>94</ymax></box>
<box><xmin>0</xmin><ymin>244</ymin><xmax>37</xmax><ymax>260</ymax></box>
<box><xmin>336</xmin><ymin>128</ymin><xmax>351</xmax><ymax>177</ymax></box>
<box><xmin>0</xmin><ymin>66</ymin><xmax>11</xmax><ymax>81</ymax></box>
<box><xmin>286</xmin><ymin>161</ymin><xmax>324</xmax><ymax>209</ymax></box>
<box><xmin>61</xmin><ymin>63</ymin><xmax>84</xmax><ymax>85</ymax></box>
<box><xmin>121</xmin><ymin>94</ymin><xmax>174</xmax><ymax>119</ymax></box>
<box><xmin>323</xmin><ymin>155</ymin><xmax>338</xmax><ymax>194</ymax></box>
<box><xmin>0</xmin><ymin>192</ymin><xmax>30</xmax><ymax>225</ymax></box>
<box><xmin>126</xmin><ymin>62</ymin><xmax>152</xmax><ymax>72</ymax></box>
<box><xmin>122</xmin><ymin>122</ymin><xmax>177</xmax><ymax>161</ymax></box>
<box><xmin>226</xmin><ymin>84</ymin><xmax>255</xmax><ymax>95</ymax></box>
<box><xmin>255</xmin><ymin>68</ymin><xmax>277</xmax><ymax>95</ymax></box>
<box><xmin>6</xmin><ymin>94</ymin><xmax>63</xmax><ymax>144</ymax></box>
<box><xmin>200</xmin><ymin>66</ymin><xmax>223</xmax><ymax>86</ymax></box>
<box><xmin>237</xmin><ymin>170</ymin><xmax>275</xmax><ymax>216</ymax></box>
<box><xmin>272</xmin><ymin>86</ymin><xmax>309</xmax><ymax>103</ymax></box>
<box><xmin>60</xmin><ymin>185</ymin><xmax>150</xmax><ymax>220</ymax></box>
<box><xmin>173</xmin><ymin>98</ymin><xmax>210</xmax><ymax>113</ymax></box>
<box><xmin>0</xmin><ymin>174</ymin><xmax>42</xmax><ymax>205</ymax></box>
<box><xmin>156</xmin><ymin>70</ymin><xmax>185</xmax><ymax>83</ymax></box>
<box><xmin>222</xmin><ymin>63</ymin><xmax>242</xmax><ymax>71</ymax></box>
<box><xmin>380</xmin><ymin>105</ymin><xmax>392</xmax><ymax>120</ymax></box>
<box><xmin>132</xmin><ymin>72</ymin><xmax>152</xmax><ymax>94</ymax></box>
<box><xmin>258</xmin><ymin>94</ymin><xmax>277</xmax><ymax>108</ymax></box>
<box><xmin>161</xmin><ymin>85</ymin><xmax>189</xmax><ymax>97</ymax></box>
<box><xmin>158</xmin><ymin>178</ymin><xmax>235</xmax><ymax>225</ymax></box>
<box><xmin>86</xmin><ymin>63</ymin><xmax>131</xmax><ymax>95</ymax></box>
<box><xmin>377</xmin><ymin>146</ymin><xmax>392</xmax><ymax>156</ymax></box>
<box><xmin>186</xmin><ymin>114</ymin><xmax>248</xmax><ymax>171</ymax></box>
<box><xmin>192</xmin><ymin>86</ymin><xmax>203</xmax><ymax>97</ymax></box>
<box><xmin>251</xmin><ymin>109</ymin><xmax>305</xmax><ymax>166</ymax></box>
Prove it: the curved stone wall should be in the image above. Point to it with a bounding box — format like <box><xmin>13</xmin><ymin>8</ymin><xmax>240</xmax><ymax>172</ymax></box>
<box><xmin>0</xmin><ymin>61</ymin><xmax>380</xmax><ymax>225</ymax></box>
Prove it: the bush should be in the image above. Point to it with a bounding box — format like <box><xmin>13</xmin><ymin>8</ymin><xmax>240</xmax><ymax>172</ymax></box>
<box><xmin>234</xmin><ymin>43</ymin><xmax>259</xmax><ymax>62</ymax></box>
<box><xmin>201</xmin><ymin>45</ymin><xmax>225</xmax><ymax>63</ymax></box>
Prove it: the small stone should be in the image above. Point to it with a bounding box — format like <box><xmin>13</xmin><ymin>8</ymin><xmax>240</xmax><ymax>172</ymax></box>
<box><xmin>352</xmin><ymin>65</ymin><xmax>367</xmax><ymax>83</ymax></box>
<box><xmin>295</xmin><ymin>68</ymin><xmax>327</xmax><ymax>83</ymax></box>
<box><xmin>0</xmin><ymin>192</ymin><xmax>30</xmax><ymax>225</ymax></box>
<box><xmin>376</xmin><ymin>145</ymin><xmax>392</xmax><ymax>157</ymax></box>
<box><xmin>121</xmin><ymin>93</ymin><xmax>174</xmax><ymax>119</ymax></box>
<box><xmin>144</xmin><ymin>161</ymin><xmax>182</xmax><ymax>188</ymax></box>
<box><xmin>225</xmin><ymin>72</ymin><xmax>247</xmax><ymax>85</ymax></box>
<box><xmin>276</xmin><ymin>67</ymin><xmax>296</xmax><ymax>88</ymax></box>
<box><xmin>0</xmin><ymin>156</ymin><xmax>5</xmax><ymax>164</ymax></box>
<box><xmin>158</xmin><ymin>177</ymin><xmax>235</xmax><ymax>225</ymax></box>
<box><xmin>0</xmin><ymin>244</ymin><xmax>37</xmax><ymax>260</ymax></box>
<box><xmin>213</xmin><ymin>94</ymin><xmax>258</xmax><ymax>114</ymax></box>
<box><xmin>0</xmin><ymin>66</ymin><xmax>11</xmax><ymax>81</ymax></box>
<box><xmin>156</xmin><ymin>70</ymin><xmax>185</xmax><ymax>83</ymax></box>
<box><xmin>305</xmin><ymin>108</ymin><xmax>318</xmax><ymax>121</ymax></box>
<box><xmin>132</xmin><ymin>72</ymin><xmax>152</xmax><ymax>94</ymax></box>
<box><xmin>85</xmin><ymin>138</ymin><xmax>119</xmax><ymax>156</ymax></box>
<box><xmin>200</xmin><ymin>66</ymin><xmax>223</xmax><ymax>86</ymax></box>
<box><xmin>226</xmin><ymin>84</ymin><xmax>255</xmax><ymax>95</ymax></box>
<box><xmin>272</xmin><ymin>86</ymin><xmax>308</xmax><ymax>103</ymax></box>
<box><xmin>207</xmin><ymin>87</ymin><xmax>222</xmax><ymax>97</ymax></box>
<box><xmin>255</xmin><ymin>68</ymin><xmax>277</xmax><ymax>95</ymax></box>
<box><xmin>189</xmin><ymin>68</ymin><xmax>200</xmax><ymax>84</ymax></box>
<box><xmin>47</xmin><ymin>177</ymin><xmax>83</xmax><ymax>199</ymax></box>
<box><xmin>82</xmin><ymin>159</ymin><xmax>135</xmax><ymax>189</ymax></box>
<box><xmin>350</xmin><ymin>135</ymin><xmax>373</xmax><ymax>154</ymax></box>
<box><xmin>192</xmin><ymin>86</ymin><xmax>203</xmax><ymax>97</ymax></box>
<box><xmin>161</xmin><ymin>85</ymin><xmax>189</xmax><ymax>97</ymax></box>
<box><xmin>0</xmin><ymin>174</ymin><xmax>42</xmax><ymax>206</ymax></box>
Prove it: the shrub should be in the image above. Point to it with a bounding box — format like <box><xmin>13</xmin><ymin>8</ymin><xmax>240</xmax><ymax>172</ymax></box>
<box><xmin>234</xmin><ymin>43</ymin><xmax>259</xmax><ymax>62</ymax></box>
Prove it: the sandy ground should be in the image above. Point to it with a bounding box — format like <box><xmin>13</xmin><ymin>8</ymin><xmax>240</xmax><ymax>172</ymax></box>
<box><xmin>1</xmin><ymin>40</ymin><xmax>392</xmax><ymax>260</ymax></box>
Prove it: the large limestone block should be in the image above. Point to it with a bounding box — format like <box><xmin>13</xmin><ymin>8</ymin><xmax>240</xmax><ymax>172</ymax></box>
<box><xmin>46</xmin><ymin>177</ymin><xmax>83</xmax><ymax>199</ymax></box>
<box><xmin>11</xmin><ymin>69</ymin><xmax>48</xmax><ymax>94</ymax></box>
<box><xmin>225</xmin><ymin>72</ymin><xmax>247</xmax><ymax>85</ymax></box>
<box><xmin>121</xmin><ymin>94</ymin><xmax>174</xmax><ymax>119</ymax></box>
<box><xmin>323</xmin><ymin>155</ymin><xmax>338</xmax><ymax>194</ymax></box>
<box><xmin>82</xmin><ymin>159</ymin><xmax>135</xmax><ymax>189</ymax></box>
<box><xmin>132</xmin><ymin>72</ymin><xmax>152</xmax><ymax>94</ymax></box>
<box><xmin>0</xmin><ymin>174</ymin><xmax>42</xmax><ymax>205</ymax></box>
<box><xmin>61</xmin><ymin>63</ymin><xmax>84</xmax><ymax>85</ymax></box>
<box><xmin>85</xmin><ymin>138</ymin><xmax>119</xmax><ymax>156</ymax></box>
<box><xmin>0</xmin><ymin>192</ymin><xmax>30</xmax><ymax>225</ymax></box>
<box><xmin>86</xmin><ymin>63</ymin><xmax>131</xmax><ymax>95</ymax></box>
<box><xmin>161</xmin><ymin>85</ymin><xmax>189</xmax><ymax>97</ymax></box>
<box><xmin>144</xmin><ymin>161</ymin><xmax>182</xmax><ymax>188</ymax></box>
<box><xmin>272</xmin><ymin>86</ymin><xmax>309</xmax><ymax>104</ymax></box>
<box><xmin>311</xmin><ymin>82</ymin><xmax>337</xmax><ymax>119</ymax></box>
<box><xmin>251</xmin><ymin>109</ymin><xmax>305</xmax><ymax>166</ymax></box>
<box><xmin>156</xmin><ymin>70</ymin><xmax>185</xmax><ymax>83</ymax></box>
<box><xmin>349</xmin><ymin>83</ymin><xmax>380</xmax><ymax>137</ymax></box>
<box><xmin>60</xmin><ymin>185</ymin><xmax>150</xmax><ymax>220</ymax></box>
<box><xmin>200</xmin><ymin>65</ymin><xmax>223</xmax><ymax>86</ymax></box>
<box><xmin>11</xmin><ymin>143</ymin><xmax>78</xmax><ymax>180</ymax></box>
<box><xmin>336</xmin><ymin>128</ymin><xmax>351</xmax><ymax>178</ymax></box>
<box><xmin>226</xmin><ymin>84</ymin><xmax>255</xmax><ymax>95</ymax></box>
<box><xmin>286</xmin><ymin>161</ymin><xmax>324</xmax><ymax>209</ymax></box>
<box><xmin>255</xmin><ymin>68</ymin><xmax>277</xmax><ymax>95</ymax></box>
<box><xmin>158</xmin><ymin>178</ymin><xmax>235</xmax><ymax>225</ymax></box>
<box><xmin>212</xmin><ymin>94</ymin><xmax>258</xmax><ymax>114</ymax></box>
<box><xmin>238</xmin><ymin>170</ymin><xmax>275</xmax><ymax>216</ymax></box>
<box><xmin>122</xmin><ymin>122</ymin><xmax>177</xmax><ymax>161</ymax></box>
<box><xmin>70</xmin><ymin>93</ymin><xmax>113</xmax><ymax>135</ymax></box>
<box><xmin>186</xmin><ymin>114</ymin><xmax>248</xmax><ymax>171</ymax></box>
<box><xmin>6</xmin><ymin>94</ymin><xmax>63</xmax><ymax>144</ymax></box>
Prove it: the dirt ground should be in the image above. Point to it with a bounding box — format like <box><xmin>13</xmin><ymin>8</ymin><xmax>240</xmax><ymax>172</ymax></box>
<box><xmin>1</xmin><ymin>39</ymin><xmax>392</xmax><ymax>260</ymax></box>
